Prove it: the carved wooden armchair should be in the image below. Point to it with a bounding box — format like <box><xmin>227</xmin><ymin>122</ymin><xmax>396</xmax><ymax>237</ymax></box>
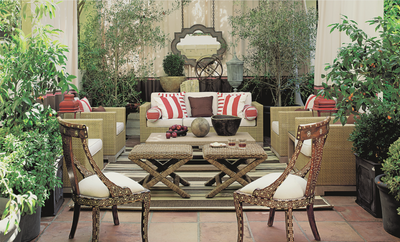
<box><xmin>234</xmin><ymin>116</ymin><xmax>331</xmax><ymax>242</ymax></box>
<box><xmin>58</xmin><ymin>117</ymin><xmax>151</xmax><ymax>242</ymax></box>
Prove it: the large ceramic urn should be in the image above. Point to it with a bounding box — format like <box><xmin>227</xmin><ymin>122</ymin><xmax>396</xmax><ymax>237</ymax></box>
<box><xmin>159</xmin><ymin>76</ymin><xmax>186</xmax><ymax>92</ymax></box>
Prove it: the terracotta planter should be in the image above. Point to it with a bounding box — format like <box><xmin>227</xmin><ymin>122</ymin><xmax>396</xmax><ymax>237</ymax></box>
<box><xmin>355</xmin><ymin>154</ymin><xmax>383</xmax><ymax>218</ymax></box>
<box><xmin>159</xmin><ymin>76</ymin><xmax>186</xmax><ymax>92</ymax></box>
<box><xmin>375</xmin><ymin>174</ymin><xmax>400</xmax><ymax>238</ymax></box>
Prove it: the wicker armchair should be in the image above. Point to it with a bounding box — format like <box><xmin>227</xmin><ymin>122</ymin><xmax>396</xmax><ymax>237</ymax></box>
<box><xmin>80</xmin><ymin>107</ymin><xmax>126</xmax><ymax>162</ymax></box>
<box><xmin>270</xmin><ymin>106</ymin><xmax>313</xmax><ymax>162</ymax></box>
<box><xmin>234</xmin><ymin>116</ymin><xmax>331</xmax><ymax>242</ymax></box>
<box><xmin>293</xmin><ymin>116</ymin><xmax>356</xmax><ymax>194</ymax></box>
<box><xmin>61</xmin><ymin>118</ymin><xmax>104</xmax><ymax>190</ymax></box>
<box><xmin>58</xmin><ymin>117</ymin><xmax>151</xmax><ymax>242</ymax></box>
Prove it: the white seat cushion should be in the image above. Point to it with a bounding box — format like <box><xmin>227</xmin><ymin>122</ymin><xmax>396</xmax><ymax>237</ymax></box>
<box><xmin>295</xmin><ymin>139</ymin><xmax>312</xmax><ymax>157</ymax></box>
<box><xmin>79</xmin><ymin>172</ymin><xmax>145</xmax><ymax>198</ymax></box>
<box><xmin>240</xmin><ymin>173</ymin><xmax>307</xmax><ymax>200</ymax></box>
<box><xmin>271</xmin><ymin>121</ymin><xmax>279</xmax><ymax>135</ymax></box>
<box><xmin>116</xmin><ymin>122</ymin><xmax>124</xmax><ymax>135</ymax></box>
<box><xmin>88</xmin><ymin>139</ymin><xmax>102</xmax><ymax>156</ymax></box>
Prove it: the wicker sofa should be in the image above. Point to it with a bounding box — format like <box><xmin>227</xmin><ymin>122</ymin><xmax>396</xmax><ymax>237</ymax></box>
<box><xmin>61</xmin><ymin>118</ymin><xmax>104</xmax><ymax>191</ymax></box>
<box><xmin>293</xmin><ymin>116</ymin><xmax>356</xmax><ymax>195</ymax></box>
<box><xmin>140</xmin><ymin>92</ymin><xmax>264</xmax><ymax>143</ymax></box>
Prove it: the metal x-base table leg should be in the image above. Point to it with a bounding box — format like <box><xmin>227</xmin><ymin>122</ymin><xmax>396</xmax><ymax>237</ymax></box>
<box><xmin>135</xmin><ymin>158</ymin><xmax>191</xmax><ymax>198</ymax></box>
<box><xmin>204</xmin><ymin>157</ymin><xmax>265</xmax><ymax>198</ymax></box>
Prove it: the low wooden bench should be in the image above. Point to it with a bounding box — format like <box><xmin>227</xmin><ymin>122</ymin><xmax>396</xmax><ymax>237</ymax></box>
<box><xmin>128</xmin><ymin>144</ymin><xmax>193</xmax><ymax>198</ymax></box>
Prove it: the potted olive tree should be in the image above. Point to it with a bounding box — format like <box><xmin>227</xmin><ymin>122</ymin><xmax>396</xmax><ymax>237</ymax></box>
<box><xmin>159</xmin><ymin>52</ymin><xmax>186</xmax><ymax>92</ymax></box>
<box><xmin>375</xmin><ymin>137</ymin><xmax>400</xmax><ymax>238</ymax></box>
<box><xmin>320</xmin><ymin>15</ymin><xmax>400</xmax><ymax>217</ymax></box>
<box><xmin>0</xmin><ymin>0</ymin><xmax>77</xmax><ymax>240</ymax></box>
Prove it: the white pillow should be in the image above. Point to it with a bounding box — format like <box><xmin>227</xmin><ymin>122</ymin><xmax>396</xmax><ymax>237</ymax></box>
<box><xmin>153</xmin><ymin>92</ymin><xmax>188</xmax><ymax>119</ymax></box>
<box><xmin>240</xmin><ymin>173</ymin><xmax>307</xmax><ymax>199</ymax></box>
<box><xmin>79</xmin><ymin>172</ymin><xmax>145</xmax><ymax>198</ymax></box>
<box><xmin>217</xmin><ymin>92</ymin><xmax>248</xmax><ymax>118</ymax></box>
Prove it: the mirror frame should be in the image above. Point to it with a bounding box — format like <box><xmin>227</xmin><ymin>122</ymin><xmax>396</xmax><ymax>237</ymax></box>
<box><xmin>171</xmin><ymin>24</ymin><xmax>227</xmax><ymax>67</ymax></box>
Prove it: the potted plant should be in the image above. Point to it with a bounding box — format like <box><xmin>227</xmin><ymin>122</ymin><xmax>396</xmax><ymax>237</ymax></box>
<box><xmin>375</xmin><ymin>136</ymin><xmax>400</xmax><ymax>238</ymax></box>
<box><xmin>0</xmin><ymin>0</ymin><xmax>76</xmax><ymax>240</ymax></box>
<box><xmin>320</xmin><ymin>15</ymin><xmax>400</xmax><ymax>217</ymax></box>
<box><xmin>159</xmin><ymin>52</ymin><xmax>186</xmax><ymax>92</ymax></box>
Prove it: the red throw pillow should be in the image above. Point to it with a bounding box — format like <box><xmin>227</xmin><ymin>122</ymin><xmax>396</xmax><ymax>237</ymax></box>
<box><xmin>146</xmin><ymin>106</ymin><xmax>162</xmax><ymax>122</ymax></box>
<box><xmin>243</xmin><ymin>105</ymin><xmax>258</xmax><ymax>121</ymax></box>
<box><xmin>217</xmin><ymin>93</ymin><xmax>248</xmax><ymax>117</ymax></box>
<box><xmin>154</xmin><ymin>92</ymin><xmax>187</xmax><ymax>119</ymax></box>
<box><xmin>188</xmin><ymin>96</ymin><xmax>213</xmax><ymax>117</ymax></box>
<box><xmin>92</xmin><ymin>106</ymin><xmax>106</xmax><ymax>112</ymax></box>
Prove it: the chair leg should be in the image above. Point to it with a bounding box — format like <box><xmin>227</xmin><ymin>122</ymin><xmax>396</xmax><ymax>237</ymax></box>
<box><xmin>307</xmin><ymin>204</ymin><xmax>321</xmax><ymax>241</ymax></box>
<box><xmin>233</xmin><ymin>193</ymin><xmax>244</xmax><ymax>242</ymax></box>
<box><xmin>112</xmin><ymin>205</ymin><xmax>120</xmax><ymax>225</ymax></box>
<box><xmin>92</xmin><ymin>206</ymin><xmax>101</xmax><ymax>242</ymax></box>
<box><xmin>69</xmin><ymin>203</ymin><xmax>81</xmax><ymax>239</ymax></box>
<box><xmin>285</xmin><ymin>208</ymin><xmax>294</xmax><ymax>242</ymax></box>
<box><xmin>141</xmin><ymin>192</ymin><xmax>151</xmax><ymax>242</ymax></box>
<box><xmin>268</xmin><ymin>208</ymin><xmax>276</xmax><ymax>227</ymax></box>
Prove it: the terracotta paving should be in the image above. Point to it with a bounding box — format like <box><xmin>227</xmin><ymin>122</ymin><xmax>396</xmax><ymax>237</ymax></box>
<box><xmin>30</xmin><ymin>136</ymin><xmax>400</xmax><ymax>242</ymax></box>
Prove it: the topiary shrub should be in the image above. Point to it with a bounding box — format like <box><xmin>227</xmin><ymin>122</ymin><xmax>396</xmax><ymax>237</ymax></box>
<box><xmin>162</xmin><ymin>53</ymin><xmax>185</xmax><ymax>76</ymax></box>
<box><xmin>382</xmin><ymin>137</ymin><xmax>400</xmax><ymax>214</ymax></box>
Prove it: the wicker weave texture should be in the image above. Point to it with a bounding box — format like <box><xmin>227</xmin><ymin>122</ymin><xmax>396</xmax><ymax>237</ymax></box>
<box><xmin>129</xmin><ymin>144</ymin><xmax>193</xmax><ymax>160</ymax></box>
<box><xmin>294</xmin><ymin>116</ymin><xmax>356</xmax><ymax>186</ymax></box>
<box><xmin>203</xmin><ymin>143</ymin><xmax>267</xmax><ymax>160</ymax></box>
<box><xmin>139</xmin><ymin>101</ymin><xmax>264</xmax><ymax>142</ymax></box>
<box><xmin>62</xmin><ymin>119</ymin><xmax>104</xmax><ymax>188</ymax></box>
<box><xmin>81</xmin><ymin>107</ymin><xmax>126</xmax><ymax>158</ymax></box>
<box><xmin>270</xmin><ymin>106</ymin><xmax>312</xmax><ymax>158</ymax></box>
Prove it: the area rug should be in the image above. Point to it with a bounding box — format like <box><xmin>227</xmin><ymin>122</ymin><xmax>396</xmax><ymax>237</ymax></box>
<box><xmin>86</xmin><ymin>147</ymin><xmax>333</xmax><ymax>211</ymax></box>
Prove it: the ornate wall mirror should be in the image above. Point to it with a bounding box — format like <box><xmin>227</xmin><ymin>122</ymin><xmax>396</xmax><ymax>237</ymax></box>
<box><xmin>171</xmin><ymin>24</ymin><xmax>227</xmax><ymax>67</ymax></box>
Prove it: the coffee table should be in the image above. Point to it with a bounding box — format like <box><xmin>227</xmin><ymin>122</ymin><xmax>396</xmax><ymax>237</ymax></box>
<box><xmin>128</xmin><ymin>144</ymin><xmax>193</xmax><ymax>198</ymax></box>
<box><xmin>202</xmin><ymin>143</ymin><xmax>268</xmax><ymax>198</ymax></box>
<box><xmin>145</xmin><ymin>132</ymin><xmax>256</xmax><ymax>147</ymax></box>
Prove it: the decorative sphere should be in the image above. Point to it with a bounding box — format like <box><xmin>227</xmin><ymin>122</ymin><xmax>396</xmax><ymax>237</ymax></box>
<box><xmin>191</xmin><ymin>117</ymin><xmax>210</xmax><ymax>137</ymax></box>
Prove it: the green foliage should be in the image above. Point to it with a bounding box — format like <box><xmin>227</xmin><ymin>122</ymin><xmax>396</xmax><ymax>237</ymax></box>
<box><xmin>162</xmin><ymin>53</ymin><xmax>185</xmax><ymax>76</ymax></box>
<box><xmin>230</xmin><ymin>0</ymin><xmax>317</xmax><ymax>106</ymax></box>
<box><xmin>349</xmin><ymin>102</ymin><xmax>400</xmax><ymax>163</ymax></box>
<box><xmin>79</xmin><ymin>0</ymin><xmax>180</xmax><ymax>106</ymax></box>
<box><xmin>382</xmin><ymin>136</ymin><xmax>400</xmax><ymax>214</ymax></box>
<box><xmin>0</xmin><ymin>105</ymin><xmax>62</xmax><ymax>232</ymax></box>
<box><xmin>0</xmin><ymin>0</ymin><xmax>21</xmax><ymax>37</ymax></box>
<box><xmin>320</xmin><ymin>16</ymin><xmax>400</xmax><ymax>124</ymax></box>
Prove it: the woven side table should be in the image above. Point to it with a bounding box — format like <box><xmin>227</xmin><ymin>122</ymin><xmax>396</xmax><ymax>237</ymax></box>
<box><xmin>128</xmin><ymin>144</ymin><xmax>193</xmax><ymax>198</ymax></box>
<box><xmin>203</xmin><ymin>144</ymin><xmax>267</xmax><ymax>198</ymax></box>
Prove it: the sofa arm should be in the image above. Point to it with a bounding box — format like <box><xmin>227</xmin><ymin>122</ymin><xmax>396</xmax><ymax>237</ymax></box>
<box><xmin>80</xmin><ymin>111</ymin><xmax>117</xmax><ymax>134</ymax></box>
<box><xmin>104</xmin><ymin>107</ymin><xmax>126</xmax><ymax>125</ymax></box>
<box><xmin>270</xmin><ymin>106</ymin><xmax>304</xmax><ymax>122</ymax></box>
<box><xmin>140</xmin><ymin>102</ymin><xmax>151</xmax><ymax>126</ymax></box>
<box><xmin>63</xmin><ymin>119</ymin><xmax>103</xmax><ymax>140</ymax></box>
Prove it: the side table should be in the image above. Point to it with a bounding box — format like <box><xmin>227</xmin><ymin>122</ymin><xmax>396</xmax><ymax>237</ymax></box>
<box><xmin>128</xmin><ymin>144</ymin><xmax>193</xmax><ymax>198</ymax></box>
<box><xmin>203</xmin><ymin>144</ymin><xmax>267</xmax><ymax>198</ymax></box>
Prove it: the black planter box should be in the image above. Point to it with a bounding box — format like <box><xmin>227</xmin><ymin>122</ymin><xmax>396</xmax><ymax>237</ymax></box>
<box><xmin>42</xmin><ymin>155</ymin><xmax>64</xmax><ymax>217</ymax></box>
<box><xmin>355</xmin><ymin>154</ymin><xmax>383</xmax><ymax>218</ymax></box>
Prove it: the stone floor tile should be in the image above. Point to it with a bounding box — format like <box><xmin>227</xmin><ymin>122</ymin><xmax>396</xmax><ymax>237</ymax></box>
<box><xmin>323</xmin><ymin>196</ymin><xmax>357</xmax><ymax>206</ymax></box>
<box><xmin>245</xmin><ymin>210</ymin><xmax>285</xmax><ymax>222</ymax></box>
<box><xmin>349</xmin><ymin>221</ymin><xmax>400</xmax><ymax>242</ymax></box>
<box><xmin>102</xmin><ymin>210</ymin><xmax>142</xmax><ymax>223</ymax></box>
<box><xmin>335</xmin><ymin>205</ymin><xmax>382</xmax><ymax>222</ymax></box>
<box><xmin>200</xmin><ymin>222</ymin><xmax>253</xmax><ymax>242</ymax></box>
<box><xmin>293</xmin><ymin>209</ymin><xmax>345</xmax><ymax>222</ymax></box>
<box><xmin>249</xmin><ymin>220</ymin><xmax>309</xmax><ymax>242</ymax></box>
<box><xmin>199</xmin><ymin>212</ymin><xmax>237</xmax><ymax>222</ymax></box>
<box><xmin>150</xmin><ymin>211</ymin><xmax>198</xmax><ymax>223</ymax></box>
<box><xmin>148</xmin><ymin>223</ymin><xmax>197</xmax><ymax>242</ymax></box>
<box><xmin>36</xmin><ymin>221</ymin><xmax>92</xmax><ymax>242</ymax></box>
<box><xmin>99</xmin><ymin>222</ymin><xmax>142</xmax><ymax>242</ymax></box>
<box><xmin>297</xmin><ymin>221</ymin><xmax>364</xmax><ymax>241</ymax></box>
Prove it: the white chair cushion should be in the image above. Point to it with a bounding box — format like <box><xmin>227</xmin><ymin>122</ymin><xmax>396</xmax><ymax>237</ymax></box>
<box><xmin>88</xmin><ymin>139</ymin><xmax>102</xmax><ymax>156</ymax></box>
<box><xmin>240</xmin><ymin>173</ymin><xmax>307</xmax><ymax>200</ymax></box>
<box><xmin>271</xmin><ymin>121</ymin><xmax>279</xmax><ymax>135</ymax></box>
<box><xmin>295</xmin><ymin>139</ymin><xmax>312</xmax><ymax>157</ymax></box>
<box><xmin>79</xmin><ymin>172</ymin><xmax>145</xmax><ymax>198</ymax></box>
<box><xmin>116</xmin><ymin>122</ymin><xmax>124</xmax><ymax>135</ymax></box>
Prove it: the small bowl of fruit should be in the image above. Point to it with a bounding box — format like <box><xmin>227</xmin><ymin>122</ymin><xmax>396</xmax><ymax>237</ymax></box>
<box><xmin>166</xmin><ymin>124</ymin><xmax>188</xmax><ymax>139</ymax></box>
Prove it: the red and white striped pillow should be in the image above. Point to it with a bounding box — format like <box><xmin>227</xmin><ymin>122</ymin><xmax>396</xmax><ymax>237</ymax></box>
<box><xmin>243</xmin><ymin>105</ymin><xmax>258</xmax><ymax>121</ymax></box>
<box><xmin>77</xmin><ymin>97</ymin><xmax>92</xmax><ymax>112</ymax></box>
<box><xmin>217</xmin><ymin>93</ymin><xmax>248</xmax><ymax>118</ymax></box>
<box><xmin>154</xmin><ymin>92</ymin><xmax>187</xmax><ymax>119</ymax></box>
<box><xmin>146</xmin><ymin>106</ymin><xmax>162</xmax><ymax>122</ymax></box>
<box><xmin>305</xmin><ymin>94</ymin><xmax>316</xmax><ymax>110</ymax></box>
